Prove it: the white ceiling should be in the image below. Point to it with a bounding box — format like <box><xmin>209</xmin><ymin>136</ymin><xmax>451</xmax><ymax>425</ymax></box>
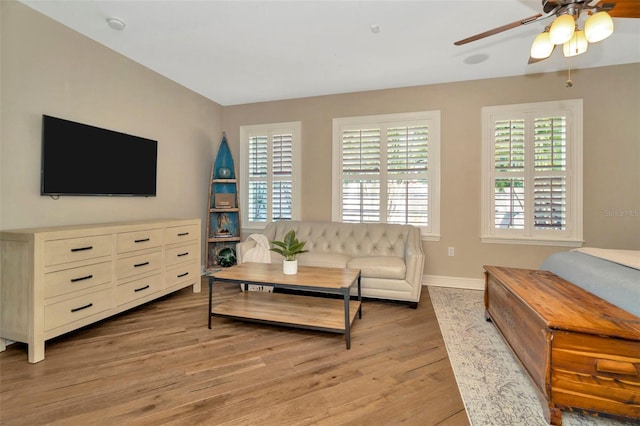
<box><xmin>20</xmin><ymin>0</ymin><xmax>640</xmax><ymax>106</ymax></box>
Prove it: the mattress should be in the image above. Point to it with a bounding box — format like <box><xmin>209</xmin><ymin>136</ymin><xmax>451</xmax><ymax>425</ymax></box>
<box><xmin>540</xmin><ymin>248</ymin><xmax>640</xmax><ymax>318</ymax></box>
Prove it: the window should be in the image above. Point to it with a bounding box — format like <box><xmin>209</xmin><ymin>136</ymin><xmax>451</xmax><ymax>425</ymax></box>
<box><xmin>332</xmin><ymin>111</ymin><xmax>441</xmax><ymax>239</ymax></box>
<box><xmin>240</xmin><ymin>122</ymin><xmax>301</xmax><ymax>229</ymax></box>
<box><xmin>481</xmin><ymin>100</ymin><xmax>583</xmax><ymax>246</ymax></box>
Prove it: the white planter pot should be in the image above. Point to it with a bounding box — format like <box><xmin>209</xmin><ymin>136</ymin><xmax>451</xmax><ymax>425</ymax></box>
<box><xmin>283</xmin><ymin>259</ymin><xmax>298</xmax><ymax>275</ymax></box>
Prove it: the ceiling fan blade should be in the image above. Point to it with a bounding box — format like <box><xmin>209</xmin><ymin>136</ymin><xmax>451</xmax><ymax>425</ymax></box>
<box><xmin>454</xmin><ymin>14</ymin><xmax>543</xmax><ymax>46</ymax></box>
<box><xmin>596</xmin><ymin>0</ymin><xmax>640</xmax><ymax>18</ymax></box>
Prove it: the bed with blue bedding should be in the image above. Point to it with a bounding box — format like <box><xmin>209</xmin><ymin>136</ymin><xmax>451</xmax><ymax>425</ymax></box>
<box><xmin>540</xmin><ymin>247</ymin><xmax>640</xmax><ymax>318</ymax></box>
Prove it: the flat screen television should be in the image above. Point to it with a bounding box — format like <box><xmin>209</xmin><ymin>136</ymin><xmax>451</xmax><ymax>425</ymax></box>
<box><xmin>41</xmin><ymin>115</ymin><xmax>158</xmax><ymax>196</ymax></box>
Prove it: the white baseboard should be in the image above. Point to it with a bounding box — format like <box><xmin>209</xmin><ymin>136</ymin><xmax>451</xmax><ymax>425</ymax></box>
<box><xmin>422</xmin><ymin>274</ymin><xmax>484</xmax><ymax>291</ymax></box>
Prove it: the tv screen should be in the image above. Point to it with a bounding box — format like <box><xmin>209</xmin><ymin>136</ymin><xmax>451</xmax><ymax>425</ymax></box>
<box><xmin>41</xmin><ymin>115</ymin><xmax>158</xmax><ymax>196</ymax></box>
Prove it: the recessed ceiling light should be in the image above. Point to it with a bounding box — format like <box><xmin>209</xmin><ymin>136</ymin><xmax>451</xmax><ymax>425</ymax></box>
<box><xmin>370</xmin><ymin>24</ymin><xmax>380</xmax><ymax>34</ymax></box>
<box><xmin>106</xmin><ymin>17</ymin><xmax>126</xmax><ymax>31</ymax></box>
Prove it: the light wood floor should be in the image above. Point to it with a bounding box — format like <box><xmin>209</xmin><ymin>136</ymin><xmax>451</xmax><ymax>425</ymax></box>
<box><xmin>0</xmin><ymin>278</ymin><xmax>468</xmax><ymax>425</ymax></box>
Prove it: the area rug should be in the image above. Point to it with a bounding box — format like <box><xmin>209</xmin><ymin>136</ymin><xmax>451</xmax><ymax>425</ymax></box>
<box><xmin>428</xmin><ymin>286</ymin><xmax>635</xmax><ymax>426</ymax></box>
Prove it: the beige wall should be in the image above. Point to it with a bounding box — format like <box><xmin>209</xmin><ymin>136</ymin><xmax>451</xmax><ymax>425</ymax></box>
<box><xmin>2</xmin><ymin>1</ymin><xmax>638</xmax><ymax>281</ymax></box>
<box><xmin>223</xmin><ymin>63</ymin><xmax>640</xmax><ymax>279</ymax></box>
<box><xmin>0</xmin><ymin>1</ymin><xmax>222</xmax><ymax>261</ymax></box>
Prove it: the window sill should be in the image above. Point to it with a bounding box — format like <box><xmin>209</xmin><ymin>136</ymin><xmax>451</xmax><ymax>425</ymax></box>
<box><xmin>481</xmin><ymin>236</ymin><xmax>583</xmax><ymax>247</ymax></box>
<box><xmin>421</xmin><ymin>234</ymin><xmax>441</xmax><ymax>242</ymax></box>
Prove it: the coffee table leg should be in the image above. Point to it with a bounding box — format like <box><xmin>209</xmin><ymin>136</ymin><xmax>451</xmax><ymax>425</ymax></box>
<box><xmin>344</xmin><ymin>291</ymin><xmax>351</xmax><ymax>349</ymax></box>
<box><xmin>208</xmin><ymin>276</ymin><xmax>214</xmax><ymax>329</ymax></box>
<box><xmin>357</xmin><ymin>273</ymin><xmax>362</xmax><ymax>319</ymax></box>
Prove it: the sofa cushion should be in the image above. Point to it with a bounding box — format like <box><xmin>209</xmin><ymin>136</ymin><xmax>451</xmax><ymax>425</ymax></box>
<box><xmin>348</xmin><ymin>256</ymin><xmax>406</xmax><ymax>280</ymax></box>
<box><xmin>297</xmin><ymin>252</ymin><xmax>350</xmax><ymax>269</ymax></box>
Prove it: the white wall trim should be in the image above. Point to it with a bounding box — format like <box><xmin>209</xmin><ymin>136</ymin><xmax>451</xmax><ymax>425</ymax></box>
<box><xmin>422</xmin><ymin>274</ymin><xmax>484</xmax><ymax>291</ymax></box>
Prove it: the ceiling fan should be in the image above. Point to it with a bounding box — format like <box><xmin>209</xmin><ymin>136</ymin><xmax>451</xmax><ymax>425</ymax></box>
<box><xmin>454</xmin><ymin>0</ymin><xmax>640</xmax><ymax>63</ymax></box>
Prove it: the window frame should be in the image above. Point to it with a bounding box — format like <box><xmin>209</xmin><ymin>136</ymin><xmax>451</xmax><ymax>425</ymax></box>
<box><xmin>239</xmin><ymin>121</ymin><xmax>302</xmax><ymax>231</ymax></box>
<box><xmin>332</xmin><ymin>111</ymin><xmax>441</xmax><ymax>240</ymax></box>
<box><xmin>481</xmin><ymin>99</ymin><xmax>583</xmax><ymax>246</ymax></box>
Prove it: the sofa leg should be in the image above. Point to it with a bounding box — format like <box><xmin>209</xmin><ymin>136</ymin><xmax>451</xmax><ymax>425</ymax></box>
<box><xmin>408</xmin><ymin>301</ymin><xmax>418</xmax><ymax>309</ymax></box>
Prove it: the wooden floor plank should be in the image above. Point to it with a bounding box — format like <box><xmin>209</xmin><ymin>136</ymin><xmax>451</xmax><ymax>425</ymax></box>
<box><xmin>0</xmin><ymin>278</ymin><xmax>468</xmax><ymax>425</ymax></box>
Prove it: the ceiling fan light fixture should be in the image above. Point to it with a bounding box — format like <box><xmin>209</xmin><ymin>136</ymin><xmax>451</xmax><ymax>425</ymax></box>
<box><xmin>549</xmin><ymin>14</ymin><xmax>576</xmax><ymax>45</ymax></box>
<box><xmin>530</xmin><ymin>31</ymin><xmax>554</xmax><ymax>59</ymax></box>
<box><xmin>585</xmin><ymin>11</ymin><xmax>614</xmax><ymax>43</ymax></box>
<box><xmin>563</xmin><ymin>29</ymin><xmax>588</xmax><ymax>57</ymax></box>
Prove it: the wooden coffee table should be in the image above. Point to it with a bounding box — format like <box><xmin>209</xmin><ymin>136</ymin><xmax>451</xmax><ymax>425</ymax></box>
<box><xmin>206</xmin><ymin>262</ymin><xmax>362</xmax><ymax>349</ymax></box>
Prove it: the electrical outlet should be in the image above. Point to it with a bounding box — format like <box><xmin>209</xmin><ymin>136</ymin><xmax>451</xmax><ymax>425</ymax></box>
<box><xmin>448</xmin><ymin>247</ymin><xmax>455</xmax><ymax>256</ymax></box>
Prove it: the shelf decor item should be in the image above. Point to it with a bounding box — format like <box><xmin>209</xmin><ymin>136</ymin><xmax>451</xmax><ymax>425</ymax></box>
<box><xmin>269</xmin><ymin>229</ymin><xmax>308</xmax><ymax>275</ymax></box>
<box><xmin>217</xmin><ymin>247</ymin><xmax>237</xmax><ymax>267</ymax></box>
<box><xmin>205</xmin><ymin>132</ymin><xmax>241</xmax><ymax>268</ymax></box>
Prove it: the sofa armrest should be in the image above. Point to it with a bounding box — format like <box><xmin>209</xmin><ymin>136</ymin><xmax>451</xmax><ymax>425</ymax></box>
<box><xmin>404</xmin><ymin>227</ymin><xmax>425</xmax><ymax>289</ymax></box>
<box><xmin>236</xmin><ymin>239</ymin><xmax>256</xmax><ymax>264</ymax></box>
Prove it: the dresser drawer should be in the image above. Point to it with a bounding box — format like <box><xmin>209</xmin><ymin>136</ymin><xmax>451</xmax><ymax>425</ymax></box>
<box><xmin>117</xmin><ymin>228</ymin><xmax>163</xmax><ymax>254</ymax></box>
<box><xmin>116</xmin><ymin>273</ymin><xmax>161</xmax><ymax>306</ymax></box>
<box><xmin>44</xmin><ymin>235</ymin><xmax>112</xmax><ymax>267</ymax></box>
<box><xmin>44</xmin><ymin>261</ymin><xmax>112</xmax><ymax>299</ymax></box>
<box><xmin>165</xmin><ymin>224</ymin><xmax>199</xmax><ymax>245</ymax></box>
<box><xmin>165</xmin><ymin>242</ymin><xmax>199</xmax><ymax>267</ymax></box>
<box><xmin>44</xmin><ymin>286</ymin><xmax>113</xmax><ymax>331</ymax></box>
<box><xmin>116</xmin><ymin>250</ymin><xmax>162</xmax><ymax>280</ymax></box>
<box><xmin>165</xmin><ymin>263</ymin><xmax>200</xmax><ymax>289</ymax></box>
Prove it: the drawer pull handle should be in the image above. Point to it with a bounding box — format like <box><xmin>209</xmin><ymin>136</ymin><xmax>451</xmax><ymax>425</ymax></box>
<box><xmin>177</xmin><ymin>232</ymin><xmax>189</xmax><ymax>237</ymax></box>
<box><xmin>134</xmin><ymin>238</ymin><xmax>150</xmax><ymax>243</ymax></box>
<box><xmin>596</xmin><ymin>359</ymin><xmax>638</xmax><ymax>376</ymax></box>
<box><xmin>71</xmin><ymin>303</ymin><xmax>93</xmax><ymax>313</ymax></box>
<box><xmin>177</xmin><ymin>272</ymin><xmax>189</xmax><ymax>278</ymax></box>
<box><xmin>177</xmin><ymin>252</ymin><xmax>189</xmax><ymax>257</ymax></box>
<box><xmin>71</xmin><ymin>246</ymin><xmax>93</xmax><ymax>252</ymax></box>
<box><xmin>134</xmin><ymin>261</ymin><xmax>150</xmax><ymax>268</ymax></box>
<box><xmin>70</xmin><ymin>274</ymin><xmax>93</xmax><ymax>283</ymax></box>
<box><xmin>134</xmin><ymin>285</ymin><xmax>150</xmax><ymax>292</ymax></box>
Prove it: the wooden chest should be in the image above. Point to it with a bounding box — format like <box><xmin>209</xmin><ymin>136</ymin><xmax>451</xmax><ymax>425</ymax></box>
<box><xmin>484</xmin><ymin>266</ymin><xmax>640</xmax><ymax>425</ymax></box>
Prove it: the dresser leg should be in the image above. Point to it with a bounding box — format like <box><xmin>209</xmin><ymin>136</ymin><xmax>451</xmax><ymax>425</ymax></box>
<box><xmin>28</xmin><ymin>341</ymin><xmax>45</xmax><ymax>364</ymax></box>
<box><xmin>0</xmin><ymin>338</ymin><xmax>6</xmax><ymax>352</ymax></box>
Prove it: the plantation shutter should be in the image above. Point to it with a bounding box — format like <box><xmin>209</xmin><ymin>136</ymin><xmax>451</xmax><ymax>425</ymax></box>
<box><xmin>533</xmin><ymin>117</ymin><xmax>567</xmax><ymax>230</ymax></box>
<box><xmin>339</xmin><ymin>121</ymin><xmax>431</xmax><ymax>227</ymax></box>
<box><xmin>386</xmin><ymin>125</ymin><xmax>429</xmax><ymax>227</ymax></box>
<box><xmin>341</xmin><ymin>128</ymin><xmax>381</xmax><ymax>222</ymax></box>
<box><xmin>271</xmin><ymin>133</ymin><xmax>293</xmax><ymax>221</ymax></box>
<box><xmin>247</xmin><ymin>136</ymin><xmax>268</xmax><ymax>222</ymax></box>
<box><xmin>247</xmin><ymin>132</ymin><xmax>294</xmax><ymax>223</ymax></box>
<box><xmin>482</xmin><ymin>100</ymin><xmax>581</xmax><ymax>245</ymax></box>
<box><xmin>491</xmin><ymin>115</ymin><xmax>568</xmax><ymax>232</ymax></box>
<box><xmin>493</xmin><ymin>119</ymin><xmax>525</xmax><ymax>229</ymax></box>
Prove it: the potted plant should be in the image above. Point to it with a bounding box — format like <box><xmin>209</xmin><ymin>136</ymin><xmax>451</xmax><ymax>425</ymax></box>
<box><xmin>270</xmin><ymin>229</ymin><xmax>308</xmax><ymax>274</ymax></box>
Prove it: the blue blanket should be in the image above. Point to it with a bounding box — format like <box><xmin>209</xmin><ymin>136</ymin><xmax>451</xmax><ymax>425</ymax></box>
<box><xmin>541</xmin><ymin>251</ymin><xmax>640</xmax><ymax>318</ymax></box>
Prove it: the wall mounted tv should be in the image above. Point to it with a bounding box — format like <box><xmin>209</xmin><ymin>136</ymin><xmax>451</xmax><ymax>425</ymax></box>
<box><xmin>41</xmin><ymin>115</ymin><xmax>158</xmax><ymax>197</ymax></box>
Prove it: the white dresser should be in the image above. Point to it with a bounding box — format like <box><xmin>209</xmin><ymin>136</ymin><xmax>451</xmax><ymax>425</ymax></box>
<box><xmin>0</xmin><ymin>218</ymin><xmax>201</xmax><ymax>363</ymax></box>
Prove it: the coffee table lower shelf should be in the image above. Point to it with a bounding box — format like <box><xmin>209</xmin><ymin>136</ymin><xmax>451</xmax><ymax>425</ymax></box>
<box><xmin>212</xmin><ymin>291</ymin><xmax>361</xmax><ymax>338</ymax></box>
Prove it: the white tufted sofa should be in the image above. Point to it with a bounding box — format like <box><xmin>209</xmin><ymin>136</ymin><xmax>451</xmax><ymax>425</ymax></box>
<box><xmin>236</xmin><ymin>220</ymin><xmax>425</xmax><ymax>306</ymax></box>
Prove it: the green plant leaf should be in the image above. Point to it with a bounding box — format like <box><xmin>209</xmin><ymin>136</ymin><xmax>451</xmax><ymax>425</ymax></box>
<box><xmin>269</xmin><ymin>229</ymin><xmax>308</xmax><ymax>261</ymax></box>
